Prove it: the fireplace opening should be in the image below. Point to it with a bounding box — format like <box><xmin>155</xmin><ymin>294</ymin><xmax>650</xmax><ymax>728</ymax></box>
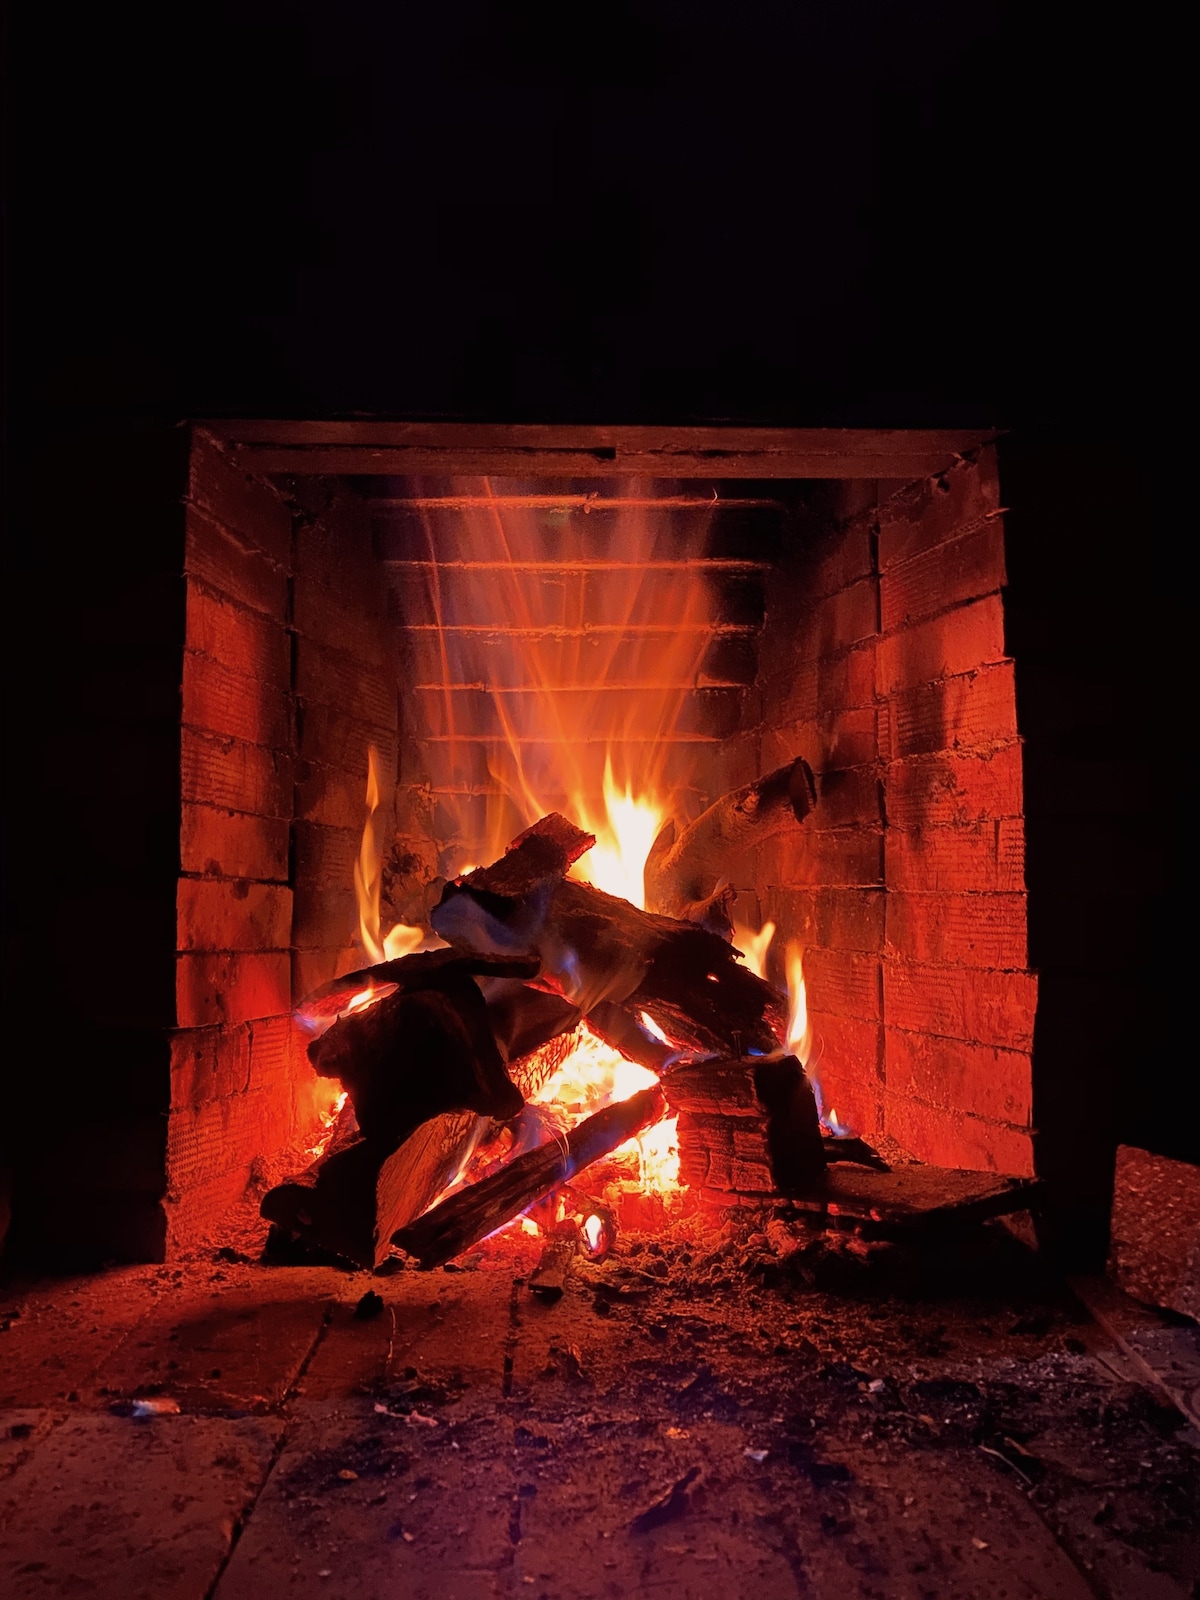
<box><xmin>4</xmin><ymin>421</ymin><xmax>1172</xmax><ymax>1280</ymax></box>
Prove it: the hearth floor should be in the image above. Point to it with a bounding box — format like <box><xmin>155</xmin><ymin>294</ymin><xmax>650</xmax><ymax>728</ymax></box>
<box><xmin>2</xmin><ymin>1221</ymin><xmax>1198</xmax><ymax>1600</ymax></box>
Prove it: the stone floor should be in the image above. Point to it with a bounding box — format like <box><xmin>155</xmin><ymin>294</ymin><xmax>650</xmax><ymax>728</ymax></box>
<box><xmin>2</xmin><ymin>1217</ymin><xmax>1198</xmax><ymax>1599</ymax></box>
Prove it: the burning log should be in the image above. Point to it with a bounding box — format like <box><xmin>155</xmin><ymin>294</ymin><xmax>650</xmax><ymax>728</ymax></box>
<box><xmin>644</xmin><ymin>757</ymin><xmax>817</xmax><ymax>923</ymax></box>
<box><xmin>433</xmin><ymin>857</ymin><xmax>786</xmax><ymax>1057</ymax></box>
<box><xmin>393</xmin><ymin>1085</ymin><xmax>666</xmax><ymax>1268</ymax></box>
<box><xmin>585</xmin><ymin>1000</ymin><xmax>674</xmax><ymax>1074</ymax></box>
<box><xmin>664</xmin><ymin>1055</ymin><xmax>826</xmax><ymax>1198</ymax></box>
<box><xmin>308</xmin><ymin>953</ymin><xmax>537</xmax><ymax>1150</ymax></box>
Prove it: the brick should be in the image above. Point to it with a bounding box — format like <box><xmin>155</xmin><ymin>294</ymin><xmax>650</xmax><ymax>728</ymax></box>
<box><xmin>293</xmin><ymin>821</ymin><xmax>360</xmax><ymax>891</ymax></box>
<box><xmin>877</xmin><ymin>449</ymin><xmax>1000</xmax><ymax>570</ymax></box>
<box><xmin>181</xmin><ymin>728</ymin><xmax>294</xmax><ymax>818</ymax></box>
<box><xmin>887</xmin><ymin>744</ymin><xmax>1024</xmax><ymax>827</ymax></box>
<box><xmin>759</xmin><ymin>826</ymin><xmax>883</xmax><ymax>889</ymax></box>
<box><xmin>806</xmin><ymin>1010</ymin><xmax>883</xmax><ymax>1111</ymax></box>
<box><xmin>886</xmin><ymin>892</ymin><xmax>1028</xmax><ymax>968</ymax></box>
<box><xmin>883</xmin><ymin>960</ymin><xmax>1037</xmax><ymax>1050</ymax></box>
<box><xmin>802</xmin><ymin>1058</ymin><xmax>882</xmax><ymax>1139</ymax></box>
<box><xmin>292</xmin><ymin>946</ymin><xmax>362</xmax><ymax>1007</ymax></box>
<box><xmin>184</xmin><ymin>504</ymin><xmax>289</xmax><ymax>617</ymax></box>
<box><xmin>185</xmin><ymin>583</ymin><xmax>291</xmax><ymax>690</ymax></box>
<box><xmin>295</xmin><ymin>637</ymin><xmax>397</xmax><ymax>728</ymax></box>
<box><xmin>182</xmin><ymin>650</ymin><xmax>293</xmax><ymax>749</ymax></box>
<box><xmin>180</xmin><ymin>804</ymin><xmax>290</xmax><ymax>881</ymax></box>
<box><xmin>886</xmin><ymin>818</ymin><xmax>1025</xmax><ymax>893</ymax></box>
<box><xmin>297</xmin><ymin>760</ymin><xmax>375</xmax><ymax>831</ymax></box>
<box><xmin>762</xmin><ymin>887</ymin><xmax>885</xmax><ymax>952</ymax></box>
<box><xmin>292</xmin><ymin>884</ymin><xmax>358</xmax><ymax>951</ymax></box>
<box><xmin>879</xmin><ymin>661</ymin><xmax>1017</xmax><ymax>760</ymax></box>
<box><xmin>188</xmin><ymin>430</ymin><xmax>292</xmax><ymax>567</ymax></box>
<box><xmin>882</xmin><ymin>1091</ymin><xmax>1034</xmax><ymax>1176</ymax></box>
<box><xmin>176</xmin><ymin>950</ymin><xmax>291</xmax><ymax>1027</ymax></box>
<box><xmin>762</xmin><ymin>706</ymin><xmax>877</xmax><ymax>775</ymax></box>
<box><xmin>885</xmin><ymin>1026</ymin><xmax>1033</xmax><ymax>1127</ymax></box>
<box><xmin>791</xmin><ymin>579</ymin><xmax>878</xmax><ymax>664</ymax></box>
<box><xmin>802</xmin><ymin>522</ymin><xmax>875</xmax><ymax>601</ymax></box>
<box><xmin>170</xmin><ymin>1024</ymin><xmax>251</xmax><ymax>1110</ymax></box>
<box><xmin>295</xmin><ymin>509</ymin><xmax>381</xmax><ymax>602</ymax></box>
<box><xmin>294</xmin><ymin>577</ymin><xmax>389</xmax><ymax>666</ymax></box>
<box><xmin>177</xmin><ymin>878</ymin><xmax>293</xmax><ymax>952</ymax></box>
<box><xmin>802</xmin><ymin>948</ymin><xmax>881</xmax><ymax>1022</ymax></box>
<box><xmin>880</xmin><ymin>521</ymin><xmax>1006</xmax><ymax>633</ymax></box>
<box><xmin>877</xmin><ymin>595</ymin><xmax>1007</xmax><ymax>695</ymax></box>
<box><xmin>299</xmin><ymin>701</ymin><xmax>398</xmax><ymax>779</ymax></box>
<box><xmin>813</xmin><ymin>765</ymin><xmax>881</xmax><ymax>828</ymax></box>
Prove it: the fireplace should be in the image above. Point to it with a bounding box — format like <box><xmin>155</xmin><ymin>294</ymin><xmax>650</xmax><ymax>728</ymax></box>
<box><xmin>3</xmin><ymin>422</ymin><xmax>1078</xmax><ymax>1267</ymax></box>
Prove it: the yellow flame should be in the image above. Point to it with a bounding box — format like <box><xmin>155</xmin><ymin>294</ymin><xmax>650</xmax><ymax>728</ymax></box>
<box><xmin>530</xmin><ymin>1024</ymin><xmax>680</xmax><ymax>1193</ymax></box>
<box><xmin>582</xmin><ymin>1213</ymin><xmax>605</xmax><ymax>1252</ymax></box>
<box><xmin>572</xmin><ymin>760</ymin><xmax>666</xmax><ymax>909</ymax></box>
<box><xmin>732</xmin><ymin>918</ymin><xmax>776</xmax><ymax>980</ymax></box>
<box><xmin>639</xmin><ymin>1010</ymin><xmax>670</xmax><ymax>1045</ymax></box>
<box><xmin>785</xmin><ymin>941</ymin><xmax>811</xmax><ymax>1064</ymax></box>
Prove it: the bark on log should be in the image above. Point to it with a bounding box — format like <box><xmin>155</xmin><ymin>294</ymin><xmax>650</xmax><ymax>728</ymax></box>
<box><xmin>585</xmin><ymin>1000</ymin><xmax>675</xmax><ymax>1074</ymax></box>
<box><xmin>394</xmin><ymin>1085</ymin><xmax>666</xmax><ymax>1268</ymax></box>
<box><xmin>296</xmin><ymin>948</ymin><xmax>540</xmax><ymax>1029</ymax></box>
<box><xmin>644</xmin><ymin>757</ymin><xmax>817</xmax><ymax>922</ymax></box>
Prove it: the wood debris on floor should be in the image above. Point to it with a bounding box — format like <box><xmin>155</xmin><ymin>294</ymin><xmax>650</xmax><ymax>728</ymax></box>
<box><xmin>2</xmin><ymin>1215</ymin><xmax>1199</xmax><ymax>1600</ymax></box>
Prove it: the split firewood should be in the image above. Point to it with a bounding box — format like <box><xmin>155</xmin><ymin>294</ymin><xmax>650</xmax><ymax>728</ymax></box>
<box><xmin>664</xmin><ymin>1055</ymin><xmax>826</xmax><ymax>1198</ymax></box>
<box><xmin>295</xmin><ymin>947</ymin><xmax>540</xmax><ymax>1030</ymax></box>
<box><xmin>644</xmin><ymin>757</ymin><xmax>817</xmax><ymax>922</ymax></box>
<box><xmin>475</xmin><ymin>977</ymin><xmax>581</xmax><ymax>1066</ymax></box>
<box><xmin>373</xmin><ymin>1110</ymin><xmax>487</xmax><ymax>1266</ymax></box>
<box><xmin>261</xmin><ymin>1139</ymin><xmax>380</xmax><ymax>1268</ymax></box>
<box><xmin>393</xmin><ymin>1085</ymin><xmax>666</xmax><ymax>1268</ymax></box>
<box><xmin>431</xmin><ymin>813</ymin><xmax>595</xmax><ymax>955</ymax></box>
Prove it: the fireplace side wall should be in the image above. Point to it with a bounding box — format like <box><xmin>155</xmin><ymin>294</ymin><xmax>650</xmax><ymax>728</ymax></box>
<box><xmin>740</xmin><ymin>453</ymin><xmax>1035</xmax><ymax>1173</ymax></box>
<box><xmin>167</xmin><ymin>455</ymin><xmax>396</xmax><ymax>1252</ymax></box>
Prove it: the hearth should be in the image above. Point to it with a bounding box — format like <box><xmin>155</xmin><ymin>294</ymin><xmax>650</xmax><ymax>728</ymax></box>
<box><xmin>3</xmin><ymin>425</ymin><xmax>1051</xmax><ymax>1266</ymax></box>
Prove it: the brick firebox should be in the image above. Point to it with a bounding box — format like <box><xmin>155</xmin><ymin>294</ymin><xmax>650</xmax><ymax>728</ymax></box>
<box><xmin>7</xmin><ymin>423</ymin><xmax>1096</xmax><ymax>1265</ymax></box>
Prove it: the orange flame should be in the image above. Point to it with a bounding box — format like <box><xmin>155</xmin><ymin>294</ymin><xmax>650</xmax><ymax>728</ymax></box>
<box><xmin>406</xmin><ymin>479</ymin><xmax>716</xmax><ymax>875</ymax></box>
<box><xmin>732</xmin><ymin>918</ymin><xmax>776</xmax><ymax>980</ymax></box>
<box><xmin>355</xmin><ymin>744</ymin><xmax>444</xmax><ymax>964</ymax></box>
<box><xmin>784</xmin><ymin>941</ymin><xmax>811</xmax><ymax>1064</ymax></box>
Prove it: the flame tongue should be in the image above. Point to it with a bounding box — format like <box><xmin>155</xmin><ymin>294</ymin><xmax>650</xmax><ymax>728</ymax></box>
<box><xmin>355</xmin><ymin>744</ymin><xmax>443</xmax><ymax>966</ymax></box>
<box><xmin>785</xmin><ymin>941</ymin><xmax>810</xmax><ymax>1064</ymax></box>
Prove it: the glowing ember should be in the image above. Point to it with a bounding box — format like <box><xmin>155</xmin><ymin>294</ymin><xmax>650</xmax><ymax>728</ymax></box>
<box><xmin>582</xmin><ymin>1213</ymin><xmax>605</xmax><ymax>1252</ymax></box>
<box><xmin>529</xmin><ymin>1024</ymin><xmax>680</xmax><ymax>1194</ymax></box>
<box><xmin>732</xmin><ymin>918</ymin><xmax>776</xmax><ymax>980</ymax></box>
<box><xmin>305</xmin><ymin>1089</ymin><xmax>348</xmax><ymax>1161</ymax></box>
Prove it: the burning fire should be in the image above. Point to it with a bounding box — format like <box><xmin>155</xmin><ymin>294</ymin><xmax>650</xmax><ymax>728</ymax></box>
<box><xmin>732</xmin><ymin>917</ymin><xmax>776</xmax><ymax>980</ymax></box>
<box><xmin>355</xmin><ymin>745</ymin><xmax>444</xmax><ymax>964</ymax></box>
<box><xmin>529</xmin><ymin>1024</ymin><xmax>680</xmax><ymax>1194</ymax></box>
<box><xmin>305</xmin><ymin>1087</ymin><xmax>348</xmax><ymax>1161</ymax></box>
<box><xmin>784</xmin><ymin>941</ymin><xmax>810</xmax><ymax>1063</ymax></box>
<box><xmin>571</xmin><ymin>761</ymin><xmax>666</xmax><ymax>909</ymax></box>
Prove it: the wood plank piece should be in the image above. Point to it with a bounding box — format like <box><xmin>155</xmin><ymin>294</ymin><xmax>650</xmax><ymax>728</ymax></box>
<box><xmin>785</xmin><ymin>1164</ymin><xmax>1042</xmax><ymax>1235</ymax></box>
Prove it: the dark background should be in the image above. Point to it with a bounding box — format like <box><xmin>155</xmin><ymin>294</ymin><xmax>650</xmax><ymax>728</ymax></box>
<box><xmin>2</xmin><ymin>1</ymin><xmax>1177</xmax><ymax>432</ymax></box>
<box><xmin>1</xmin><ymin>3</ymin><xmax>1191</xmax><ymax>1259</ymax></box>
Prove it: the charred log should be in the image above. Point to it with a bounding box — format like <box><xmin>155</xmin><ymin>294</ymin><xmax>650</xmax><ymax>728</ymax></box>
<box><xmin>644</xmin><ymin>757</ymin><xmax>816</xmax><ymax>922</ymax></box>
<box><xmin>308</xmin><ymin>960</ymin><xmax>526</xmax><ymax>1150</ymax></box>
<box><xmin>394</xmin><ymin>1085</ymin><xmax>666</xmax><ymax>1268</ymax></box>
<box><xmin>585</xmin><ymin>1000</ymin><xmax>675</xmax><ymax>1074</ymax></box>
